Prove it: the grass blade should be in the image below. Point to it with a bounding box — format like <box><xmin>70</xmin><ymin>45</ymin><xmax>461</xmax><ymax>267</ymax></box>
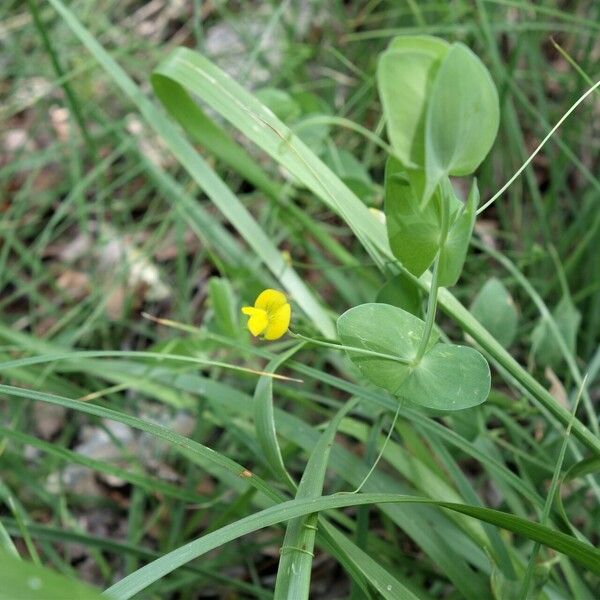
<box><xmin>0</xmin><ymin>383</ymin><xmax>280</xmax><ymax>503</ymax></box>
<box><xmin>274</xmin><ymin>399</ymin><xmax>358</xmax><ymax>600</ymax></box>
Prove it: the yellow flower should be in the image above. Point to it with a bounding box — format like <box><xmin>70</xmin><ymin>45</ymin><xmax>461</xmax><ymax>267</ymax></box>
<box><xmin>241</xmin><ymin>289</ymin><xmax>291</xmax><ymax>340</ymax></box>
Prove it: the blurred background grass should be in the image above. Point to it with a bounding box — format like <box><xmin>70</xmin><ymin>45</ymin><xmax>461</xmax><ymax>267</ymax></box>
<box><xmin>0</xmin><ymin>1</ymin><xmax>599</xmax><ymax>598</ymax></box>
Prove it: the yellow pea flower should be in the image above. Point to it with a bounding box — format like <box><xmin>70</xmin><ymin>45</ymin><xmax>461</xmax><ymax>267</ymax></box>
<box><xmin>241</xmin><ymin>289</ymin><xmax>291</xmax><ymax>340</ymax></box>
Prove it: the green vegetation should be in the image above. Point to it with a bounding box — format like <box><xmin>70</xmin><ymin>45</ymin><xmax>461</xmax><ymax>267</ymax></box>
<box><xmin>1</xmin><ymin>1</ymin><xmax>599</xmax><ymax>598</ymax></box>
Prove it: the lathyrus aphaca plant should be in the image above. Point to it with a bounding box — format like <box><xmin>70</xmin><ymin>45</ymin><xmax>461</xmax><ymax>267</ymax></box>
<box><xmin>336</xmin><ymin>36</ymin><xmax>500</xmax><ymax>410</ymax></box>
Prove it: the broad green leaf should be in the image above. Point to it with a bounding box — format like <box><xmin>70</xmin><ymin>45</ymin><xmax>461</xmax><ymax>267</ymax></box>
<box><xmin>384</xmin><ymin>158</ymin><xmax>464</xmax><ymax>278</ymax></box>
<box><xmin>384</xmin><ymin>157</ymin><xmax>443</xmax><ymax>277</ymax></box>
<box><xmin>438</xmin><ymin>180</ymin><xmax>479</xmax><ymax>287</ymax></box>
<box><xmin>337</xmin><ymin>303</ymin><xmax>438</xmax><ymax>393</ymax></box>
<box><xmin>424</xmin><ymin>43</ymin><xmax>499</xmax><ymax>199</ymax></box>
<box><xmin>337</xmin><ymin>303</ymin><xmax>489</xmax><ymax>410</ymax></box>
<box><xmin>470</xmin><ymin>278</ymin><xmax>518</xmax><ymax>348</ymax></box>
<box><xmin>532</xmin><ymin>296</ymin><xmax>581</xmax><ymax>368</ymax></box>
<box><xmin>377</xmin><ymin>37</ymin><xmax>449</xmax><ymax>167</ymax></box>
<box><xmin>399</xmin><ymin>344</ymin><xmax>491</xmax><ymax>410</ymax></box>
<box><xmin>0</xmin><ymin>550</ymin><xmax>105</xmax><ymax>600</ymax></box>
<box><xmin>376</xmin><ymin>273</ymin><xmax>423</xmax><ymax>318</ymax></box>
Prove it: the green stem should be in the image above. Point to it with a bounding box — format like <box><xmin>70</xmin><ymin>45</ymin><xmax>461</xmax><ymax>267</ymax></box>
<box><xmin>288</xmin><ymin>331</ymin><xmax>412</xmax><ymax>366</ymax></box>
<box><xmin>414</xmin><ymin>253</ymin><xmax>441</xmax><ymax>363</ymax></box>
<box><xmin>414</xmin><ymin>190</ymin><xmax>450</xmax><ymax>364</ymax></box>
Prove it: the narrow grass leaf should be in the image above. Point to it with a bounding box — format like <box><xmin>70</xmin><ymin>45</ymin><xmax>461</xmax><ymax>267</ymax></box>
<box><xmin>274</xmin><ymin>399</ymin><xmax>358</xmax><ymax>600</ymax></box>
<box><xmin>0</xmin><ymin>426</ymin><xmax>204</xmax><ymax>504</ymax></box>
<box><xmin>0</xmin><ymin>383</ymin><xmax>280</xmax><ymax>503</ymax></box>
<box><xmin>320</xmin><ymin>520</ymin><xmax>423</xmax><ymax>600</ymax></box>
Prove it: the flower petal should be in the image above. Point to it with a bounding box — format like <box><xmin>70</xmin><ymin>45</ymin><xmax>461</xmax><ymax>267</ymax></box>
<box><xmin>246</xmin><ymin>308</ymin><xmax>269</xmax><ymax>337</ymax></box>
<box><xmin>254</xmin><ymin>289</ymin><xmax>287</xmax><ymax>313</ymax></box>
<box><xmin>264</xmin><ymin>303</ymin><xmax>291</xmax><ymax>340</ymax></box>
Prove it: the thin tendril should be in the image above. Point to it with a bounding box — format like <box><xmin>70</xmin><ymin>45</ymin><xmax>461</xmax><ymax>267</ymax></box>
<box><xmin>351</xmin><ymin>404</ymin><xmax>401</xmax><ymax>494</ymax></box>
<box><xmin>477</xmin><ymin>79</ymin><xmax>600</xmax><ymax>215</ymax></box>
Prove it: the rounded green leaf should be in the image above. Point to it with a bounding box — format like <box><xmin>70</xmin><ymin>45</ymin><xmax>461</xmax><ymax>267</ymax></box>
<box><xmin>377</xmin><ymin>37</ymin><xmax>449</xmax><ymax>168</ymax></box>
<box><xmin>337</xmin><ymin>303</ymin><xmax>438</xmax><ymax>394</ymax></box>
<box><xmin>338</xmin><ymin>304</ymin><xmax>490</xmax><ymax>410</ymax></box>
<box><xmin>376</xmin><ymin>273</ymin><xmax>423</xmax><ymax>318</ymax></box>
<box><xmin>424</xmin><ymin>43</ymin><xmax>499</xmax><ymax>197</ymax></box>
<box><xmin>470</xmin><ymin>278</ymin><xmax>518</xmax><ymax>348</ymax></box>
<box><xmin>531</xmin><ymin>296</ymin><xmax>581</xmax><ymax>368</ymax></box>
<box><xmin>384</xmin><ymin>158</ymin><xmax>462</xmax><ymax>277</ymax></box>
<box><xmin>384</xmin><ymin>157</ymin><xmax>443</xmax><ymax>277</ymax></box>
<box><xmin>398</xmin><ymin>344</ymin><xmax>491</xmax><ymax>410</ymax></box>
<box><xmin>438</xmin><ymin>179</ymin><xmax>479</xmax><ymax>287</ymax></box>
<box><xmin>389</xmin><ymin>34</ymin><xmax>451</xmax><ymax>55</ymax></box>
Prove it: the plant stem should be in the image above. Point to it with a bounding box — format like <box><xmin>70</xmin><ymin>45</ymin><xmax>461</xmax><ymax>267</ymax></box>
<box><xmin>288</xmin><ymin>331</ymin><xmax>412</xmax><ymax>366</ymax></box>
<box><xmin>414</xmin><ymin>252</ymin><xmax>441</xmax><ymax>363</ymax></box>
<box><xmin>413</xmin><ymin>191</ymin><xmax>450</xmax><ymax>364</ymax></box>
